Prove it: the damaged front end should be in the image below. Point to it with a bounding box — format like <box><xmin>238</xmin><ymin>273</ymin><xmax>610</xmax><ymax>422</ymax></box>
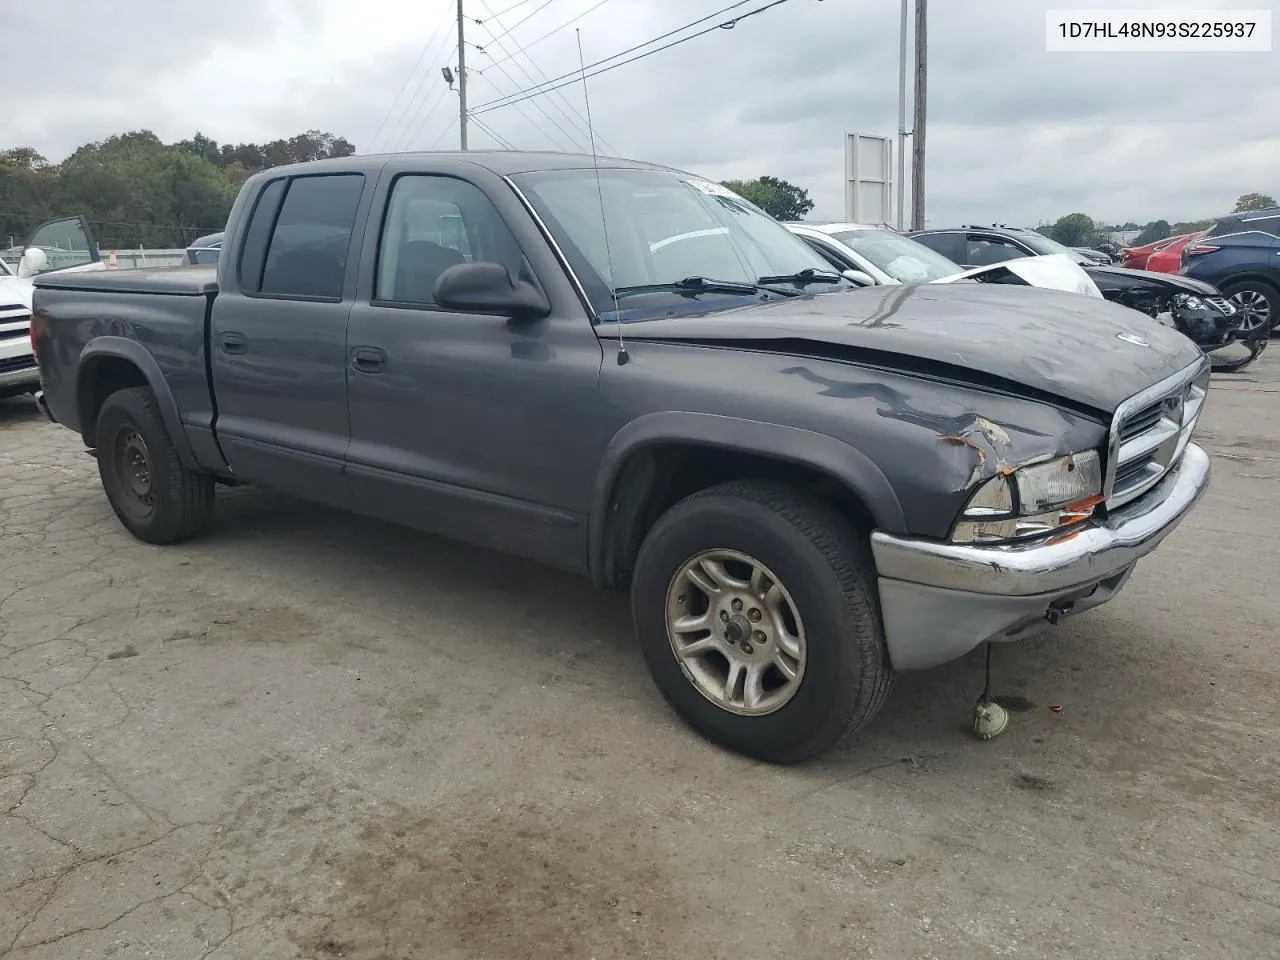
<box><xmin>1164</xmin><ymin>293</ymin><xmax>1268</xmax><ymax>373</ymax></box>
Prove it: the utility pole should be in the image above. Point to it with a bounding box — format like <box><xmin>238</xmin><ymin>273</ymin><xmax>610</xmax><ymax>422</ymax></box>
<box><xmin>457</xmin><ymin>0</ymin><xmax>468</xmax><ymax>151</ymax></box>
<box><xmin>896</xmin><ymin>0</ymin><xmax>908</xmax><ymax>230</ymax></box>
<box><xmin>910</xmin><ymin>0</ymin><xmax>927</xmax><ymax>230</ymax></box>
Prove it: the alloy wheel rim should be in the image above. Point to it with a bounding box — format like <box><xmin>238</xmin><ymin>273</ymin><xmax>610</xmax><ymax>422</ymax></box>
<box><xmin>1230</xmin><ymin>290</ymin><xmax>1271</xmax><ymax>331</ymax></box>
<box><xmin>664</xmin><ymin>549</ymin><xmax>807</xmax><ymax>717</ymax></box>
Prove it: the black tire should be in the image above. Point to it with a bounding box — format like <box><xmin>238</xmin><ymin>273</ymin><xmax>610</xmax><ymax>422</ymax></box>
<box><xmin>95</xmin><ymin>386</ymin><xmax>215</xmax><ymax>544</ymax></box>
<box><xmin>631</xmin><ymin>480</ymin><xmax>893</xmax><ymax>764</ymax></box>
<box><xmin>1221</xmin><ymin>279</ymin><xmax>1278</xmax><ymax>338</ymax></box>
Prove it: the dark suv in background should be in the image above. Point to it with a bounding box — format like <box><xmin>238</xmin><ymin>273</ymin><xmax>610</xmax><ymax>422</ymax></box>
<box><xmin>1180</xmin><ymin>206</ymin><xmax>1280</xmax><ymax>334</ymax></box>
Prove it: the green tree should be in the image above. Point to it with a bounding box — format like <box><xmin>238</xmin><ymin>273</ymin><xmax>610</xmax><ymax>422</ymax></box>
<box><xmin>1233</xmin><ymin>192</ymin><xmax>1276</xmax><ymax>212</ymax></box>
<box><xmin>720</xmin><ymin>175</ymin><xmax>815</xmax><ymax>221</ymax></box>
<box><xmin>1</xmin><ymin>148</ymin><xmax>64</xmax><ymax>245</ymax></box>
<box><xmin>1</xmin><ymin>128</ymin><xmax>358</xmax><ymax>249</ymax></box>
<box><xmin>1134</xmin><ymin>220</ymin><xmax>1172</xmax><ymax>246</ymax></box>
<box><xmin>1049</xmin><ymin>212</ymin><xmax>1098</xmax><ymax>247</ymax></box>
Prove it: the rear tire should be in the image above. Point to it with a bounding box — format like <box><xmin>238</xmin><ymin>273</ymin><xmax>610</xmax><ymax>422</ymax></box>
<box><xmin>1221</xmin><ymin>280</ymin><xmax>1278</xmax><ymax>337</ymax></box>
<box><xmin>631</xmin><ymin>480</ymin><xmax>894</xmax><ymax>763</ymax></box>
<box><xmin>95</xmin><ymin>386</ymin><xmax>215</xmax><ymax>544</ymax></box>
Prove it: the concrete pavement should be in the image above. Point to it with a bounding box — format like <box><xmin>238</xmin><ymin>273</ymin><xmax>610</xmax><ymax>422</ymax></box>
<box><xmin>2</xmin><ymin>355</ymin><xmax>1277</xmax><ymax>959</ymax></box>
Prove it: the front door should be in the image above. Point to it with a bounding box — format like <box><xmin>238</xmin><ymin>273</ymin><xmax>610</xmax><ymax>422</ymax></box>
<box><xmin>209</xmin><ymin>172</ymin><xmax>371</xmax><ymax>509</ymax></box>
<box><xmin>344</xmin><ymin>169</ymin><xmax>604</xmax><ymax>571</ymax></box>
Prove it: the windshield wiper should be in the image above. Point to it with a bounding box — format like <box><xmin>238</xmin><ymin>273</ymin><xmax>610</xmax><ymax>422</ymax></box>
<box><xmin>756</xmin><ymin>267</ymin><xmax>847</xmax><ymax>286</ymax></box>
<box><xmin>612</xmin><ymin>276</ymin><xmax>800</xmax><ymax>300</ymax></box>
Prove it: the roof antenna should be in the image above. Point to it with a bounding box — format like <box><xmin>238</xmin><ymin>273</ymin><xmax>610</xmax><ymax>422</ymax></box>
<box><xmin>576</xmin><ymin>28</ymin><xmax>628</xmax><ymax>366</ymax></box>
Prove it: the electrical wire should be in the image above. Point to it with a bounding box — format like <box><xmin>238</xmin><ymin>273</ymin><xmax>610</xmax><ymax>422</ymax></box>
<box><xmin>426</xmin><ymin>114</ymin><xmax>461</xmax><ymax>150</ymax></box>
<box><xmin>483</xmin><ymin>0</ymin><xmax>558</xmax><ymax>45</ymax></box>
<box><xmin>396</xmin><ymin>44</ymin><xmax>462</xmax><ymax>151</ymax></box>
<box><xmin>467</xmin><ymin>5</ymin><xmax>586</xmax><ymax>152</ymax></box>
<box><xmin>480</xmin><ymin>0</ymin><xmax>540</xmax><ymax>18</ymax></box>
<box><xmin>471</xmin><ymin>0</ymin><xmax>763</xmax><ymax>114</ymax></box>
<box><xmin>473</xmin><ymin>0</ymin><xmax>606</xmax><ymax>153</ymax></box>
<box><xmin>386</xmin><ymin>28</ymin><xmax>464</xmax><ymax>152</ymax></box>
<box><xmin>484</xmin><ymin>0</ymin><xmax>612</xmax><ymax>69</ymax></box>
<box><xmin>468</xmin><ymin>113</ymin><xmax>518</xmax><ymax>149</ymax></box>
<box><xmin>367</xmin><ymin>16</ymin><xmax>452</xmax><ymax>153</ymax></box>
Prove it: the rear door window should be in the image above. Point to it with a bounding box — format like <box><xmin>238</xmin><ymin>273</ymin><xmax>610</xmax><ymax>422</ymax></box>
<box><xmin>258</xmin><ymin>174</ymin><xmax>365</xmax><ymax>300</ymax></box>
<box><xmin>912</xmin><ymin>231</ymin><xmax>965</xmax><ymax>262</ymax></box>
<box><xmin>965</xmin><ymin>235</ymin><xmax>1026</xmax><ymax>266</ymax></box>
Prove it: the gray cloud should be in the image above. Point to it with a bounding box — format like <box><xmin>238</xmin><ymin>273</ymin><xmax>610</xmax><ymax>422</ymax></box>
<box><xmin>4</xmin><ymin>0</ymin><xmax>1277</xmax><ymax>228</ymax></box>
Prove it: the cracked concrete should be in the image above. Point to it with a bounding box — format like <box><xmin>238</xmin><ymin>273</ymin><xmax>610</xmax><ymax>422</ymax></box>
<box><xmin>1</xmin><ymin>357</ymin><xmax>1278</xmax><ymax>959</ymax></box>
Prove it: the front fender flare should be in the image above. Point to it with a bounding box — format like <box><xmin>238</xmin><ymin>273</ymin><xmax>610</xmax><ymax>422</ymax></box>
<box><xmin>76</xmin><ymin>337</ymin><xmax>198</xmax><ymax>470</ymax></box>
<box><xmin>588</xmin><ymin>411</ymin><xmax>908</xmax><ymax>586</ymax></box>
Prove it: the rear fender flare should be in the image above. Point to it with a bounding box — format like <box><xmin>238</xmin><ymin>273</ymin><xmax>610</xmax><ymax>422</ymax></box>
<box><xmin>588</xmin><ymin>411</ymin><xmax>908</xmax><ymax>587</ymax></box>
<box><xmin>76</xmin><ymin>337</ymin><xmax>198</xmax><ymax>469</ymax></box>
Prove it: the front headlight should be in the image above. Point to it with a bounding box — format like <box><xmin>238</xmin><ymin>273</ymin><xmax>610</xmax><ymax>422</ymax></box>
<box><xmin>949</xmin><ymin>451</ymin><xmax>1104</xmax><ymax>543</ymax></box>
<box><xmin>1174</xmin><ymin>293</ymin><xmax>1207</xmax><ymax>311</ymax></box>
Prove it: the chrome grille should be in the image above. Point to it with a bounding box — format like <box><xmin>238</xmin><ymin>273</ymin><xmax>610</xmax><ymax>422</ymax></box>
<box><xmin>0</xmin><ymin>355</ymin><xmax>37</xmax><ymax>374</ymax></box>
<box><xmin>0</xmin><ymin>311</ymin><xmax>30</xmax><ymax>342</ymax></box>
<box><xmin>1105</xmin><ymin>360</ymin><xmax>1209</xmax><ymax>510</ymax></box>
<box><xmin>1205</xmin><ymin>296</ymin><xmax>1234</xmax><ymax>315</ymax></box>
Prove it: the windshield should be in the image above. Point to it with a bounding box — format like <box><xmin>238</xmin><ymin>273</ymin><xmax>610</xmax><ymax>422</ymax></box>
<box><xmin>830</xmin><ymin>228</ymin><xmax>960</xmax><ymax>282</ymax></box>
<box><xmin>1018</xmin><ymin>232</ymin><xmax>1094</xmax><ymax>264</ymax></box>
<box><xmin>510</xmin><ymin>167</ymin><xmax>845</xmax><ymax>320</ymax></box>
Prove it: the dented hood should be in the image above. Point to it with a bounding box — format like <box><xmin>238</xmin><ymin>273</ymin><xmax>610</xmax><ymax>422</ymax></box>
<box><xmin>610</xmin><ymin>283</ymin><xmax>1204</xmax><ymax>415</ymax></box>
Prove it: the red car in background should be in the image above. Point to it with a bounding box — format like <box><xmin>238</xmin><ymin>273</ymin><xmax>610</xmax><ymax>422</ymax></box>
<box><xmin>1119</xmin><ymin>236</ymin><xmax>1171</xmax><ymax>269</ymax></box>
<box><xmin>1120</xmin><ymin>232</ymin><xmax>1195</xmax><ymax>270</ymax></box>
<box><xmin>1146</xmin><ymin>231</ymin><xmax>1206</xmax><ymax>274</ymax></box>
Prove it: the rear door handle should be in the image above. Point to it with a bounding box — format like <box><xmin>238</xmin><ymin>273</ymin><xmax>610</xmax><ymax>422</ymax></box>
<box><xmin>218</xmin><ymin>332</ymin><xmax>248</xmax><ymax>355</ymax></box>
<box><xmin>351</xmin><ymin>346</ymin><xmax>387</xmax><ymax>373</ymax></box>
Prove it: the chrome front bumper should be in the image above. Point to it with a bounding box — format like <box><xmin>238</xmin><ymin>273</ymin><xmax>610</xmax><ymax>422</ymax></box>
<box><xmin>870</xmin><ymin>442</ymin><xmax>1212</xmax><ymax>671</ymax></box>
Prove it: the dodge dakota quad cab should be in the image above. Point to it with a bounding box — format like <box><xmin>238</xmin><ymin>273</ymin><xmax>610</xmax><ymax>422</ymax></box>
<box><xmin>30</xmin><ymin>152</ymin><xmax>1212</xmax><ymax>763</ymax></box>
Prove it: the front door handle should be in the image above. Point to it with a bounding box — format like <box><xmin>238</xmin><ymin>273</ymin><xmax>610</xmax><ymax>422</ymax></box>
<box><xmin>351</xmin><ymin>346</ymin><xmax>387</xmax><ymax>373</ymax></box>
<box><xmin>218</xmin><ymin>332</ymin><xmax>248</xmax><ymax>355</ymax></box>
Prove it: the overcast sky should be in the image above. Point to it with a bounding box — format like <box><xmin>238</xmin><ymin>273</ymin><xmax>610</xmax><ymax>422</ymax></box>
<box><xmin>4</xmin><ymin>0</ymin><xmax>1276</xmax><ymax>227</ymax></box>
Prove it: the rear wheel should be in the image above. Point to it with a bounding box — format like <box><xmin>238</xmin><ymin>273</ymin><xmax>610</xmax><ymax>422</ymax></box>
<box><xmin>1222</xmin><ymin>280</ymin><xmax>1277</xmax><ymax>337</ymax></box>
<box><xmin>95</xmin><ymin>386</ymin><xmax>215</xmax><ymax>544</ymax></box>
<box><xmin>631</xmin><ymin>480</ymin><xmax>894</xmax><ymax>763</ymax></box>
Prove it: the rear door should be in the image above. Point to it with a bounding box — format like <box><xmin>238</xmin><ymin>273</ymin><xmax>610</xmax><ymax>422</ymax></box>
<box><xmin>18</xmin><ymin>216</ymin><xmax>104</xmax><ymax>279</ymax></box>
<box><xmin>209</xmin><ymin>171</ymin><xmax>373</xmax><ymax>509</ymax></box>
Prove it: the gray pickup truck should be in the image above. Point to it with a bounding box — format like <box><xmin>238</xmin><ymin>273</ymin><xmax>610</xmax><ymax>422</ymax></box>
<box><xmin>31</xmin><ymin>152</ymin><xmax>1212</xmax><ymax>762</ymax></box>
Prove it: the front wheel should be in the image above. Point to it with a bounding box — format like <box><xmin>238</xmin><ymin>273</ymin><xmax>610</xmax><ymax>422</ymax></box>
<box><xmin>631</xmin><ymin>480</ymin><xmax>894</xmax><ymax>763</ymax></box>
<box><xmin>95</xmin><ymin>386</ymin><xmax>215</xmax><ymax>544</ymax></box>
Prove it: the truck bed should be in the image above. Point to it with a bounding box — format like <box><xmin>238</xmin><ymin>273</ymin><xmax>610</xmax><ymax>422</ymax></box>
<box><xmin>34</xmin><ymin>265</ymin><xmax>218</xmax><ymax>297</ymax></box>
<box><xmin>33</xmin><ymin>267</ymin><xmax>221</xmax><ymax>469</ymax></box>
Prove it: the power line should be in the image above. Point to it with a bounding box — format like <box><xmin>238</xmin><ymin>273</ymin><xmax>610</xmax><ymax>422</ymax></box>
<box><xmin>484</xmin><ymin>0</ymin><xmax>613</xmax><ymax>69</ymax></box>
<box><xmin>473</xmin><ymin>59</ymin><xmax>583</xmax><ymax>151</ymax></box>
<box><xmin>470</xmin><ymin>0</ymin><xmax>768</xmax><ymax>115</ymax></box>
<box><xmin>395</xmin><ymin>44</ymin><xmax>461</xmax><ymax>151</ymax></box>
<box><xmin>427</xmin><ymin>115</ymin><xmax>461</xmax><ymax>150</ymax></box>
<box><xmin>483</xmin><ymin>0</ymin><xmax>558</xmax><ymax>44</ymax></box>
<box><xmin>385</xmin><ymin>28</ymin><xmax>462</xmax><ymax>152</ymax></box>
<box><xmin>468</xmin><ymin>113</ymin><xmax>517</xmax><ymax>149</ymax></box>
<box><xmin>366</xmin><ymin>18</ymin><xmax>452</xmax><ymax>152</ymax></box>
<box><xmin>480</xmin><ymin>0</ymin><xmax>540</xmax><ymax>18</ymax></box>
<box><xmin>473</xmin><ymin>0</ymin><xmax>604</xmax><ymax>153</ymax></box>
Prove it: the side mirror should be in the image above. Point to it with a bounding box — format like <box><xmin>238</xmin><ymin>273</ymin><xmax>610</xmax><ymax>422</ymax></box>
<box><xmin>434</xmin><ymin>261</ymin><xmax>551</xmax><ymax>318</ymax></box>
<box><xmin>19</xmin><ymin>247</ymin><xmax>49</xmax><ymax>278</ymax></box>
<box><xmin>841</xmin><ymin>268</ymin><xmax>876</xmax><ymax>286</ymax></box>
